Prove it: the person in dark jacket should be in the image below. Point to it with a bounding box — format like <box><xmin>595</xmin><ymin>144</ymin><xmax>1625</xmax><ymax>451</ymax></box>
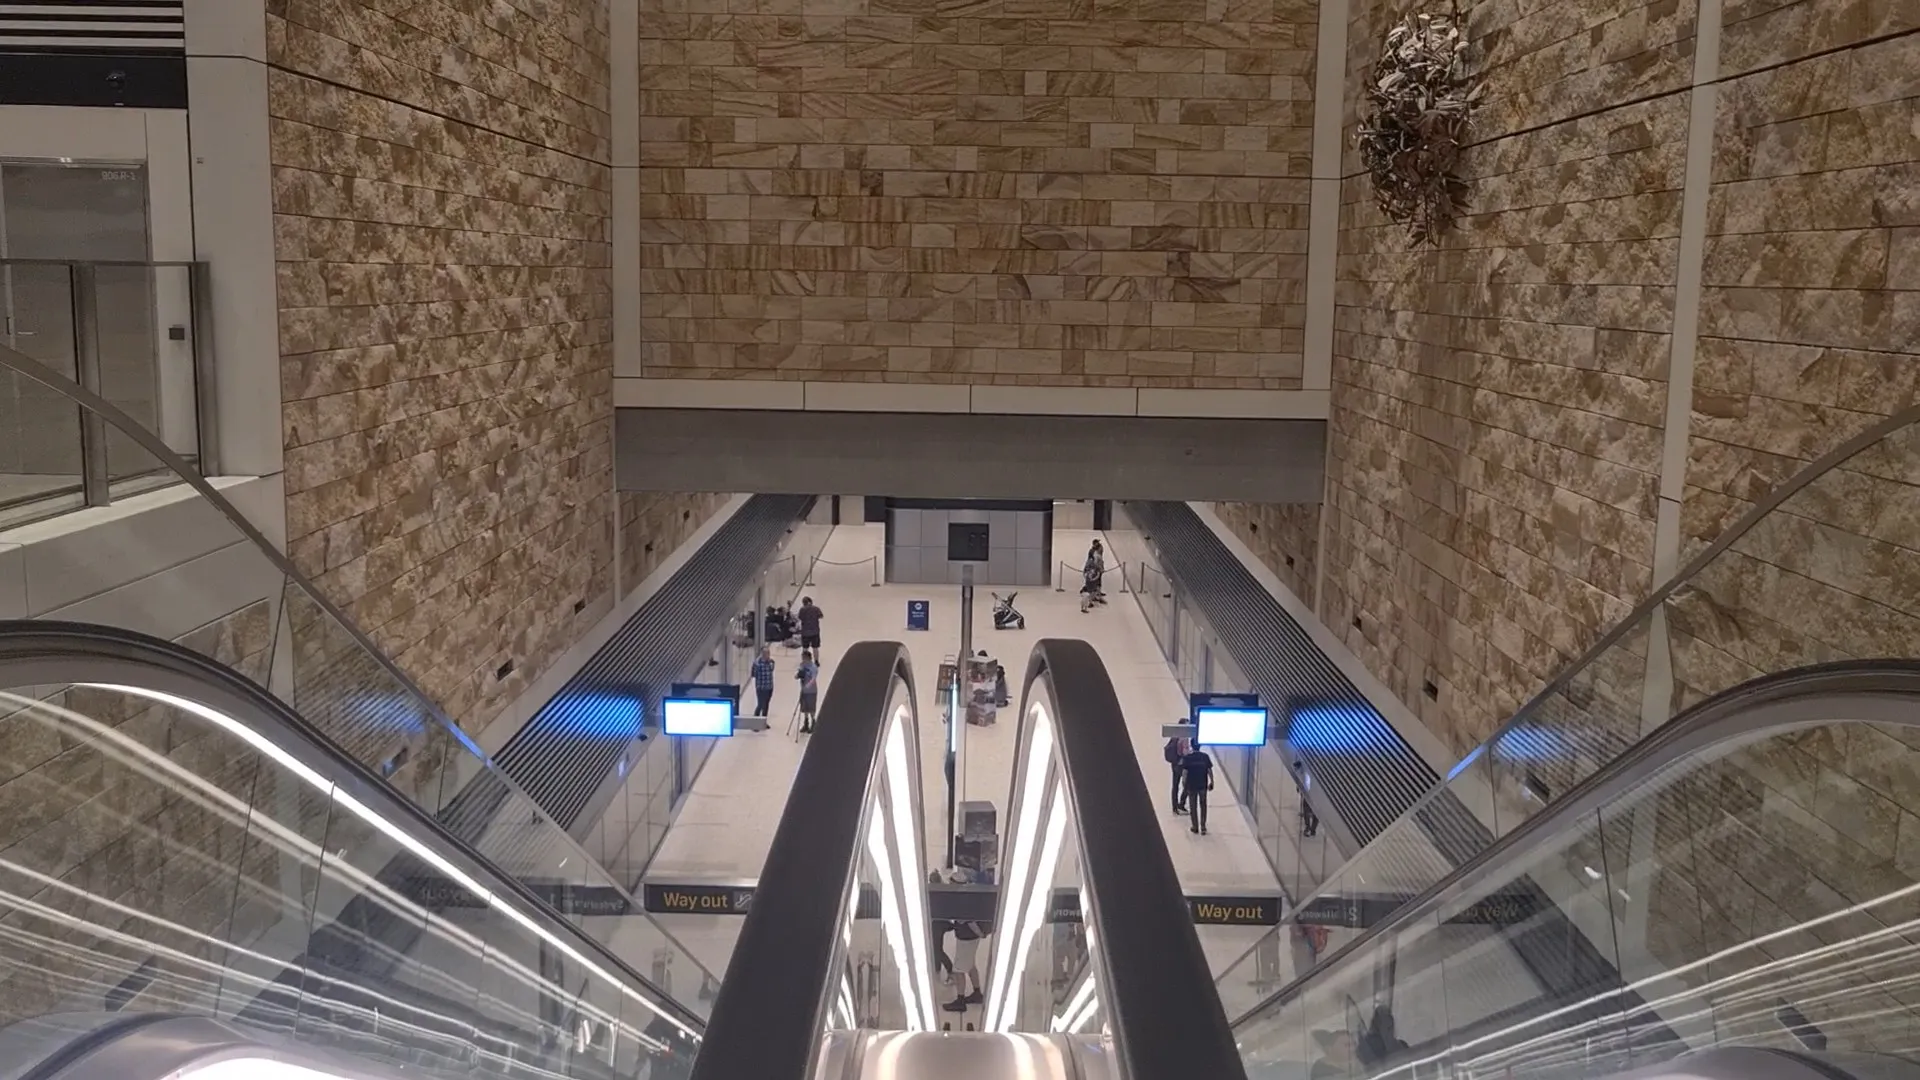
<box><xmin>1164</xmin><ymin>734</ymin><xmax>1188</xmax><ymax>813</ymax></box>
<box><xmin>797</xmin><ymin>596</ymin><xmax>824</xmax><ymax>652</ymax></box>
<box><xmin>1182</xmin><ymin>740</ymin><xmax>1215</xmax><ymax>835</ymax></box>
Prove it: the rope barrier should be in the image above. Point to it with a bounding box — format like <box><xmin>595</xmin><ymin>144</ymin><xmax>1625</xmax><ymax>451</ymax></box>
<box><xmin>1055</xmin><ymin>559</ymin><xmax>1130</xmax><ymax>593</ymax></box>
<box><xmin>804</xmin><ymin>553</ymin><xmax>882</xmax><ymax>587</ymax></box>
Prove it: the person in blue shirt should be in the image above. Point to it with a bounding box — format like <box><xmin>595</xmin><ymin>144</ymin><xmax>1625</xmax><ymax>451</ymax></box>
<box><xmin>1182</xmin><ymin>740</ymin><xmax>1215</xmax><ymax>835</ymax></box>
<box><xmin>751</xmin><ymin>647</ymin><xmax>775</xmax><ymax>721</ymax></box>
<box><xmin>796</xmin><ymin>650</ymin><xmax>820</xmax><ymax>733</ymax></box>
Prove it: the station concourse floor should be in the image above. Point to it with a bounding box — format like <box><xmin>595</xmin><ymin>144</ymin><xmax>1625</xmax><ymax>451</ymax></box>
<box><xmin>639</xmin><ymin>523</ymin><xmax>1284</xmax><ymax>984</ymax></box>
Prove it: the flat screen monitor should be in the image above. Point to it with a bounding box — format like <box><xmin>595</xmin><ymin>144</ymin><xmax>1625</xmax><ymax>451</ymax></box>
<box><xmin>1195</xmin><ymin>705</ymin><xmax>1269</xmax><ymax>747</ymax></box>
<box><xmin>663</xmin><ymin>696</ymin><xmax>735</xmax><ymax>737</ymax></box>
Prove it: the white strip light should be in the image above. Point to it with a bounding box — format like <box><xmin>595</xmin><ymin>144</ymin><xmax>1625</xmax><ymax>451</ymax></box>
<box><xmin>982</xmin><ymin>703</ymin><xmax>1056</xmax><ymax>1030</ymax></box>
<box><xmin>85</xmin><ymin>684</ymin><xmax>698</xmax><ymax>1041</ymax></box>
<box><xmin>998</xmin><ymin>798</ymin><xmax>1069</xmax><ymax>1032</ymax></box>
<box><xmin>883</xmin><ymin>706</ymin><xmax>937</xmax><ymax>1030</ymax></box>
<box><xmin>866</xmin><ymin>808</ymin><xmax>923</xmax><ymax>1031</ymax></box>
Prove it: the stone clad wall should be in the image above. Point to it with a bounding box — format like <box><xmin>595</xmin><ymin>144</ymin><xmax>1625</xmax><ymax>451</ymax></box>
<box><xmin>267</xmin><ymin>0</ymin><xmax>724</xmax><ymax>736</ymax></box>
<box><xmin>635</xmin><ymin>0</ymin><xmax>1320</xmax><ymax>388</ymax></box>
<box><xmin>1220</xmin><ymin>0</ymin><xmax>1918</xmax><ymax>758</ymax></box>
<box><xmin>1212</xmin><ymin>500</ymin><xmax>1319</xmax><ymax>607</ymax></box>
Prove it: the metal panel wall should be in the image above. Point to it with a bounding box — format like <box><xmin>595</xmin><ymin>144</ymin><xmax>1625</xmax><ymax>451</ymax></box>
<box><xmin>885</xmin><ymin>500</ymin><xmax>1050</xmax><ymax>586</ymax></box>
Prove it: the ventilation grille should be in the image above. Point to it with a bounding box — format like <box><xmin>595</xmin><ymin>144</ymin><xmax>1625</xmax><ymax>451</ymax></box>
<box><xmin>1123</xmin><ymin>501</ymin><xmax>1440</xmax><ymax>844</ymax></box>
<box><xmin>442</xmin><ymin>495</ymin><xmax>811</xmax><ymax>846</ymax></box>
<box><xmin>0</xmin><ymin>1</ymin><xmax>185</xmax><ymax>52</ymax></box>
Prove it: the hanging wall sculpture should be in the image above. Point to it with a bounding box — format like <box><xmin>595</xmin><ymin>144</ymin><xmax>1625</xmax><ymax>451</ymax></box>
<box><xmin>1357</xmin><ymin>10</ymin><xmax>1483</xmax><ymax>246</ymax></box>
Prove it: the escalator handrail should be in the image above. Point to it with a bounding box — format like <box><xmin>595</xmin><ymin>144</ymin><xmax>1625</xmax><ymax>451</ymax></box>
<box><xmin>0</xmin><ymin>345</ymin><xmax>691</xmax><ymax>965</ymax></box>
<box><xmin>1351</xmin><ymin>405</ymin><xmax>1920</xmax><ymax>871</ymax></box>
<box><xmin>688</xmin><ymin>640</ymin><xmax>919</xmax><ymax>1080</ymax></box>
<box><xmin>0</xmin><ymin>620</ymin><xmax>706</xmax><ymax>1035</ymax></box>
<box><xmin>1227</xmin><ymin>659</ymin><xmax>1920</xmax><ymax>1030</ymax></box>
<box><xmin>1019</xmin><ymin>638</ymin><xmax>1249</xmax><ymax>1080</ymax></box>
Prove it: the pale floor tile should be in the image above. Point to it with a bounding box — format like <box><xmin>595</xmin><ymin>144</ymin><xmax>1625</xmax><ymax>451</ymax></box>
<box><xmin>642</xmin><ymin>523</ymin><xmax>1286</xmax><ymax>982</ymax></box>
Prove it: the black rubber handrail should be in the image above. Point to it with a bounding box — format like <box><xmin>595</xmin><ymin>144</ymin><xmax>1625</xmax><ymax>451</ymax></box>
<box><xmin>688</xmin><ymin>640</ymin><xmax>919</xmax><ymax>1080</ymax></box>
<box><xmin>0</xmin><ymin>620</ymin><xmax>705</xmax><ymax>1037</ymax></box>
<box><xmin>1020</xmin><ymin>638</ymin><xmax>1248</xmax><ymax>1080</ymax></box>
<box><xmin>1228</xmin><ymin>659</ymin><xmax>1920</xmax><ymax>1032</ymax></box>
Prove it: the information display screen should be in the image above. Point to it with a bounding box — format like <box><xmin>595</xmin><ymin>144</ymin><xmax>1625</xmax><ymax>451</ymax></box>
<box><xmin>663</xmin><ymin>696</ymin><xmax>735</xmax><ymax>737</ymax></box>
<box><xmin>1194</xmin><ymin>706</ymin><xmax>1269</xmax><ymax>747</ymax></box>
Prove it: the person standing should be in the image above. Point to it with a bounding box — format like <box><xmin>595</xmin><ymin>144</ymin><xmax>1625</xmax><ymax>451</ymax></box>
<box><xmin>943</xmin><ymin>919</ymin><xmax>989</xmax><ymax>1011</ymax></box>
<box><xmin>797</xmin><ymin>596</ymin><xmax>824</xmax><ymax>654</ymax></box>
<box><xmin>1164</xmin><ymin>734</ymin><xmax>1188</xmax><ymax>814</ymax></box>
<box><xmin>1182</xmin><ymin>740</ymin><xmax>1215</xmax><ymax>835</ymax></box>
<box><xmin>796</xmin><ymin>650</ymin><xmax>821</xmax><ymax>734</ymax></box>
<box><xmin>751</xmin><ymin>647</ymin><xmax>775</xmax><ymax>722</ymax></box>
<box><xmin>1079</xmin><ymin>539</ymin><xmax>1105</xmax><ymax>612</ymax></box>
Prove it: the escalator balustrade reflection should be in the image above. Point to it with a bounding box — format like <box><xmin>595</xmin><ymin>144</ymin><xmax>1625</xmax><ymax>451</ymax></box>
<box><xmin>0</xmin><ymin>623</ymin><xmax>702</xmax><ymax>1080</ymax></box>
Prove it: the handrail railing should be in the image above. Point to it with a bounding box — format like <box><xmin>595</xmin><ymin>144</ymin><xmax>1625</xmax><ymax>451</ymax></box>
<box><xmin>0</xmin><ymin>622</ymin><xmax>705</xmax><ymax>1076</ymax></box>
<box><xmin>0</xmin><ymin>343</ymin><xmax>722</xmax><ymax>1014</ymax></box>
<box><xmin>689</xmin><ymin>641</ymin><xmax>932</xmax><ymax>1080</ymax></box>
<box><xmin>1216</xmin><ymin>404</ymin><xmax>1920</xmax><ymax>1025</ymax></box>
<box><xmin>991</xmin><ymin>639</ymin><xmax>1248</xmax><ymax>1077</ymax></box>
<box><xmin>0</xmin><ymin>258</ymin><xmax>214</xmax><ymax>525</ymax></box>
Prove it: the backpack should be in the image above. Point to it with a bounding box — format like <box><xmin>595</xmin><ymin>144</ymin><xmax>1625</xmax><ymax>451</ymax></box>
<box><xmin>1164</xmin><ymin>738</ymin><xmax>1182</xmax><ymax>764</ymax></box>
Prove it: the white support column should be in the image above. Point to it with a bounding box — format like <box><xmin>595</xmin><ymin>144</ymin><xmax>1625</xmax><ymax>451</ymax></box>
<box><xmin>1621</xmin><ymin>0</ymin><xmax>1723</xmax><ymax>984</ymax></box>
<box><xmin>611</xmin><ymin>0</ymin><xmax>640</xmax><ymax>599</ymax></box>
<box><xmin>184</xmin><ymin>0</ymin><xmax>284</xmax><ymax>544</ymax></box>
<box><xmin>1300</xmin><ymin>0</ymin><xmax>1350</xmax><ymax>395</ymax></box>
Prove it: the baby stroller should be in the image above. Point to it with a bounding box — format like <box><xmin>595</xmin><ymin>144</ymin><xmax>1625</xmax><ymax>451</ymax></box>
<box><xmin>992</xmin><ymin>592</ymin><xmax>1025</xmax><ymax>630</ymax></box>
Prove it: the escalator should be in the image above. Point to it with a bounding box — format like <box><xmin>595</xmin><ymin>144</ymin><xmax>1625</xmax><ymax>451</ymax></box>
<box><xmin>1211</xmin><ymin>404</ymin><xmax>1920</xmax><ymax>1079</ymax></box>
<box><xmin>0</xmin><ymin>622</ymin><xmax>703</xmax><ymax>1079</ymax></box>
<box><xmin>687</xmin><ymin>638</ymin><xmax>1247</xmax><ymax>1080</ymax></box>
<box><xmin>1222</xmin><ymin>663</ymin><xmax>1920</xmax><ymax>1080</ymax></box>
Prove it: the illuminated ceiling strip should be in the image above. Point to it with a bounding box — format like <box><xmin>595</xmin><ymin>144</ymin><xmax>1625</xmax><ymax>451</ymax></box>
<box><xmin>86</xmin><ymin>683</ymin><xmax>695</xmax><ymax>1042</ymax></box>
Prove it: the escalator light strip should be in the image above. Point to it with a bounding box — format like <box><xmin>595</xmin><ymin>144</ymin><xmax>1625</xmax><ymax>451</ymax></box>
<box><xmin>999</xmin><ymin>791</ymin><xmax>1069</xmax><ymax>1033</ymax></box>
<box><xmin>884</xmin><ymin>706</ymin><xmax>938</xmax><ymax>1030</ymax></box>
<box><xmin>983</xmin><ymin>704</ymin><xmax>1056</xmax><ymax>1030</ymax></box>
<box><xmin>84</xmin><ymin>684</ymin><xmax>696</xmax><ymax>1043</ymax></box>
<box><xmin>867</xmin><ymin>808</ymin><xmax>923</xmax><ymax>1031</ymax></box>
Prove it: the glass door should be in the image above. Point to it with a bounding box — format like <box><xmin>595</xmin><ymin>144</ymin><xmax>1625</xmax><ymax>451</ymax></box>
<box><xmin>0</xmin><ymin>162</ymin><xmax>153</xmax><ymax>515</ymax></box>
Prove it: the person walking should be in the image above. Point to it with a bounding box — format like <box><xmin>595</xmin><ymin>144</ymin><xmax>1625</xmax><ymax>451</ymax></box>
<box><xmin>796</xmin><ymin>649</ymin><xmax>821</xmax><ymax>734</ymax></box>
<box><xmin>1182</xmin><ymin>739</ymin><xmax>1215</xmax><ymax>835</ymax></box>
<box><xmin>797</xmin><ymin>596</ymin><xmax>824</xmax><ymax>654</ymax></box>
<box><xmin>1164</xmin><ymin>734</ymin><xmax>1188</xmax><ymax>814</ymax></box>
<box><xmin>751</xmin><ymin>646</ymin><xmax>775</xmax><ymax>723</ymax></box>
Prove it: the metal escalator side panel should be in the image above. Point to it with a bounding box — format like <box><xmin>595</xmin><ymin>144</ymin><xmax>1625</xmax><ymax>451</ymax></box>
<box><xmin>689</xmin><ymin>641</ymin><xmax>932</xmax><ymax>1080</ymax></box>
<box><xmin>990</xmin><ymin>639</ymin><xmax>1247</xmax><ymax>1079</ymax></box>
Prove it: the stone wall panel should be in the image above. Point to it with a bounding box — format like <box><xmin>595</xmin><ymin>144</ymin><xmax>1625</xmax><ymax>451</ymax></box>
<box><xmin>633</xmin><ymin>0</ymin><xmax>1320</xmax><ymax>387</ymax></box>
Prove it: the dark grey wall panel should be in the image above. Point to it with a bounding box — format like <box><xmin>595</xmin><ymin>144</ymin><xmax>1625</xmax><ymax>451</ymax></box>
<box><xmin>1122</xmin><ymin>501</ymin><xmax>1438</xmax><ymax>844</ymax></box>
<box><xmin>616</xmin><ymin>408</ymin><xmax>1325</xmax><ymax>503</ymax></box>
<box><xmin>442</xmin><ymin>495</ymin><xmax>812</xmax><ymax>844</ymax></box>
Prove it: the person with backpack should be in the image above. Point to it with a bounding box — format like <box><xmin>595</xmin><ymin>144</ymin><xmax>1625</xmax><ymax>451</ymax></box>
<box><xmin>796</xmin><ymin>649</ymin><xmax>820</xmax><ymax>734</ymax></box>
<box><xmin>1164</xmin><ymin>734</ymin><xmax>1188</xmax><ymax>814</ymax></box>
<box><xmin>1182</xmin><ymin>740</ymin><xmax>1215</xmax><ymax>835</ymax></box>
<box><xmin>797</xmin><ymin>596</ymin><xmax>824</xmax><ymax>653</ymax></box>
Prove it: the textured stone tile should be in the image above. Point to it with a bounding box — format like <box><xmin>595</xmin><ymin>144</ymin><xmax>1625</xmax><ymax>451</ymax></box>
<box><xmin>634</xmin><ymin>0</ymin><xmax>1317</xmax><ymax>387</ymax></box>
